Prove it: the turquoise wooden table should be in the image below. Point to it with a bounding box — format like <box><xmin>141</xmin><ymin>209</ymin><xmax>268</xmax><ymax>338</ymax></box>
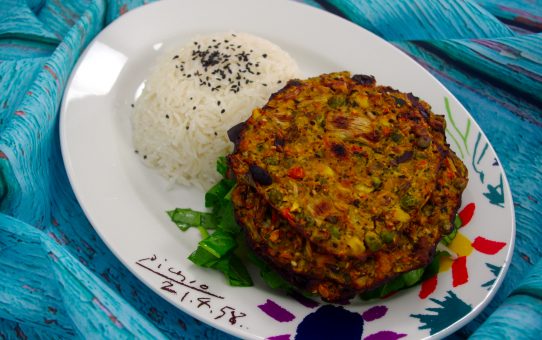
<box><xmin>0</xmin><ymin>0</ymin><xmax>540</xmax><ymax>338</ymax></box>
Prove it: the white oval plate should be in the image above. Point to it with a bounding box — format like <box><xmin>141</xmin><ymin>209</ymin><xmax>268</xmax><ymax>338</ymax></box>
<box><xmin>60</xmin><ymin>0</ymin><xmax>515</xmax><ymax>339</ymax></box>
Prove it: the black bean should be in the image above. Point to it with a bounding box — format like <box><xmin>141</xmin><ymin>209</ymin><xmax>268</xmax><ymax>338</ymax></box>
<box><xmin>352</xmin><ymin>74</ymin><xmax>376</xmax><ymax>86</ymax></box>
<box><xmin>227</xmin><ymin>122</ymin><xmax>245</xmax><ymax>143</ymax></box>
<box><xmin>331</xmin><ymin>143</ymin><xmax>347</xmax><ymax>158</ymax></box>
<box><xmin>406</xmin><ymin>93</ymin><xmax>429</xmax><ymax>119</ymax></box>
<box><xmin>394</xmin><ymin>151</ymin><xmax>414</xmax><ymax>164</ymax></box>
<box><xmin>394</xmin><ymin>97</ymin><xmax>406</xmax><ymax>107</ymax></box>
<box><xmin>325</xmin><ymin>215</ymin><xmax>339</xmax><ymax>224</ymax></box>
<box><xmin>249</xmin><ymin>165</ymin><xmax>272</xmax><ymax>186</ymax></box>
<box><xmin>274</xmin><ymin>137</ymin><xmax>285</xmax><ymax>147</ymax></box>
<box><xmin>416</xmin><ymin>136</ymin><xmax>432</xmax><ymax>149</ymax></box>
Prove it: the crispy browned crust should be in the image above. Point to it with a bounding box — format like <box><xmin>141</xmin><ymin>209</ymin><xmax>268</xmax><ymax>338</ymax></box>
<box><xmin>228</xmin><ymin>72</ymin><xmax>468</xmax><ymax>302</ymax></box>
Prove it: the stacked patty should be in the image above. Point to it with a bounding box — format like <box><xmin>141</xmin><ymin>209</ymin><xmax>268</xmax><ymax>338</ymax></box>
<box><xmin>228</xmin><ymin>72</ymin><xmax>468</xmax><ymax>302</ymax></box>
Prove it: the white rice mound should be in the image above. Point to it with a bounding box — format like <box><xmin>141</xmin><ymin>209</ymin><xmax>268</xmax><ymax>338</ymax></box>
<box><xmin>132</xmin><ymin>32</ymin><xmax>300</xmax><ymax>190</ymax></box>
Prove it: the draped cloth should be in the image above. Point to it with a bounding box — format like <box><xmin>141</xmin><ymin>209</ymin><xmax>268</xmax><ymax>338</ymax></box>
<box><xmin>1</xmin><ymin>0</ymin><xmax>540</xmax><ymax>338</ymax></box>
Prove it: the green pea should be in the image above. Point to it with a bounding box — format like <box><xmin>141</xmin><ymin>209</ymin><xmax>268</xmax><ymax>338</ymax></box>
<box><xmin>371</xmin><ymin>177</ymin><xmax>382</xmax><ymax>189</ymax></box>
<box><xmin>400</xmin><ymin>194</ymin><xmax>418</xmax><ymax>211</ymax></box>
<box><xmin>381</xmin><ymin>230</ymin><xmax>395</xmax><ymax>243</ymax></box>
<box><xmin>327</xmin><ymin>95</ymin><xmax>346</xmax><ymax>108</ymax></box>
<box><xmin>390</xmin><ymin>131</ymin><xmax>402</xmax><ymax>143</ymax></box>
<box><xmin>330</xmin><ymin>225</ymin><xmax>340</xmax><ymax>239</ymax></box>
<box><xmin>365</xmin><ymin>231</ymin><xmax>382</xmax><ymax>252</ymax></box>
<box><xmin>264</xmin><ymin>156</ymin><xmax>278</xmax><ymax>165</ymax></box>
<box><xmin>267</xmin><ymin>188</ymin><xmax>283</xmax><ymax>205</ymax></box>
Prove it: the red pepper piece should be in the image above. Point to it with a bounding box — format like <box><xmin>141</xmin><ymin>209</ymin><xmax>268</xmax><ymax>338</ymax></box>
<box><xmin>287</xmin><ymin>166</ymin><xmax>305</xmax><ymax>179</ymax></box>
<box><xmin>281</xmin><ymin>208</ymin><xmax>295</xmax><ymax>224</ymax></box>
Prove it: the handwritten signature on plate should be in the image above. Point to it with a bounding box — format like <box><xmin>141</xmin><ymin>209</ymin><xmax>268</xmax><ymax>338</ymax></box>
<box><xmin>136</xmin><ymin>254</ymin><xmax>248</xmax><ymax>328</ymax></box>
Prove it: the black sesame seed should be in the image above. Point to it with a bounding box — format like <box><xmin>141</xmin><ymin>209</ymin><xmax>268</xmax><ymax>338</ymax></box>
<box><xmin>214</xmin><ymin>132</ymin><xmax>218</xmax><ymax>136</ymax></box>
<box><xmin>262</xmin><ymin>53</ymin><xmax>267</xmax><ymax>58</ymax></box>
<box><xmin>143</xmin><ymin>155</ymin><xmax>147</xmax><ymax>159</ymax></box>
<box><xmin>217</xmin><ymin>100</ymin><xmax>221</xmax><ymax>106</ymax></box>
<box><xmin>172</xmin><ymin>55</ymin><xmax>179</xmax><ymax>60</ymax></box>
<box><xmin>131</xmin><ymin>103</ymin><xmax>134</xmax><ymax>108</ymax></box>
<box><xmin>277</xmin><ymin>80</ymin><xmax>282</xmax><ymax>84</ymax></box>
<box><xmin>165</xmin><ymin>114</ymin><xmax>169</xmax><ymax>119</ymax></box>
<box><xmin>221</xmin><ymin>109</ymin><xmax>225</xmax><ymax>114</ymax></box>
<box><xmin>193</xmin><ymin>106</ymin><xmax>196</xmax><ymax>110</ymax></box>
<box><xmin>186</xmin><ymin>126</ymin><xmax>189</xmax><ymax>130</ymax></box>
<box><xmin>134</xmin><ymin>150</ymin><xmax>139</xmax><ymax>154</ymax></box>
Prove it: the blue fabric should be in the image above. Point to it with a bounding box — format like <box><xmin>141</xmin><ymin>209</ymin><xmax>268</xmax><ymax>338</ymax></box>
<box><xmin>0</xmin><ymin>0</ymin><xmax>540</xmax><ymax>338</ymax></box>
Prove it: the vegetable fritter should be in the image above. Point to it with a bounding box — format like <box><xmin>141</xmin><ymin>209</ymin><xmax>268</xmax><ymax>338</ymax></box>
<box><xmin>232</xmin><ymin>147</ymin><xmax>466</xmax><ymax>302</ymax></box>
<box><xmin>228</xmin><ymin>72</ymin><xmax>468</xmax><ymax>302</ymax></box>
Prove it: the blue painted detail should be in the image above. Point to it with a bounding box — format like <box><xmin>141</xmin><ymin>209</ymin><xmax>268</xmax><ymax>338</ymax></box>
<box><xmin>484</xmin><ymin>174</ymin><xmax>505</xmax><ymax>208</ymax></box>
<box><xmin>469</xmin><ymin>117</ymin><xmax>505</xmax><ymax>209</ymax></box>
<box><xmin>411</xmin><ymin>291</ymin><xmax>473</xmax><ymax>335</ymax></box>
<box><xmin>295</xmin><ymin>305</ymin><xmax>363</xmax><ymax>340</ymax></box>
<box><xmin>488</xmin><ymin>264</ymin><xmax>502</xmax><ymax>278</ymax></box>
<box><xmin>472</xmin><ymin>132</ymin><xmax>489</xmax><ymax>183</ymax></box>
<box><xmin>482</xmin><ymin>279</ymin><xmax>496</xmax><ymax>290</ymax></box>
<box><xmin>482</xmin><ymin>263</ymin><xmax>502</xmax><ymax>290</ymax></box>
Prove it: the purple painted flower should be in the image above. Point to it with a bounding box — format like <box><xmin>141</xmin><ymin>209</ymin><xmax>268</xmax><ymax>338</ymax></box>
<box><xmin>362</xmin><ymin>305</ymin><xmax>388</xmax><ymax>322</ymax></box>
<box><xmin>258</xmin><ymin>297</ymin><xmax>406</xmax><ymax>340</ymax></box>
<box><xmin>258</xmin><ymin>299</ymin><xmax>295</xmax><ymax>322</ymax></box>
<box><xmin>364</xmin><ymin>331</ymin><xmax>407</xmax><ymax>340</ymax></box>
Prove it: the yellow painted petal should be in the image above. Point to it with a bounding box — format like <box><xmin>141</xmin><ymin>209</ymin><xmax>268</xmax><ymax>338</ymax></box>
<box><xmin>439</xmin><ymin>256</ymin><xmax>453</xmax><ymax>273</ymax></box>
<box><xmin>447</xmin><ymin>232</ymin><xmax>473</xmax><ymax>257</ymax></box>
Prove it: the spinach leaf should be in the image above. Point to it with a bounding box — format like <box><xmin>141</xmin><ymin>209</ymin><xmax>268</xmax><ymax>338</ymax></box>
<box><xmin>188</xmin><ymin>246</ymin><xmax>220</xmax><ymax>268</ymax></box>
<box><xmin>442</xmin><ymin>214</ymin><xmax>462</xmax><ymax>246</ymax></box>
<box><xmin>402</xmin><ymin>268</ymin><xmax>424</xmax><ymax>286</ymax></box>
<box><xmin>198</xmin><ymin>230</ymin><xmax>237</xmax><ymax>258</ymax></box>
<box><xmin>212</xmin><ymin>254</ymin><xmax>253</xmax><ymax>287</ymax></box>
<box><xmin>360</xmin><ymin>253</ymin><xmax>447</xmax><ymax>300</ymax></box>
<box><xmin>216</xmin><ymin>201</ymin><xmax>240</xmax><ymax>234</ymax></box>
<box><xmin>247</xmin><ymin>248</ymin><xmax>294</xmax><ymax>291</ymax></box>
<box><xmin>205</xmin><ymin>179</ymin><xmax>234</xmax><ymax>208</ymax></box>
<box><xmin>216</xmin><ymin>156</ymin><xmax>228</xmax><ymax>177</ymax></box>
<box><xmin>167</xmin><ymin>208</ymin><xmax>216</xmax><ymax>231</ymax></box>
